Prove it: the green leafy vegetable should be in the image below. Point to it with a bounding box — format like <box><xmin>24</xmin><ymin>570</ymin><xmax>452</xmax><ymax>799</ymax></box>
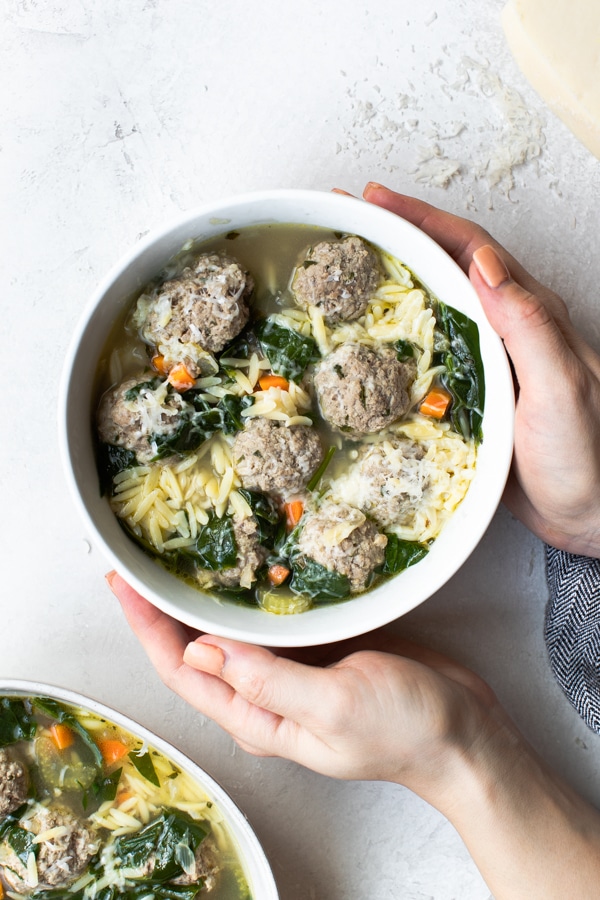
<box><xmin>237</xmin><ymin>489</ymin><xmax>280</xmax><ymax>545</ymax></box>
<box><xmin>394</xmin><ymin>339</ymin><xmax>415</xmax><ymax>361</ymax></box>
<box><xmin>128</xmin><ymin>749</ymin><xmax>160</xmax><ymax>787</ymax></box>
<box><xmin>114</xmin><ymin>810</ymin><xmax>208</xmax><ymax>881</ymax></box>
<box><xmin>31</xmin><ymin>885</ymin><xmax>202</xmax><ymax>900</ymax></box>
<box><xmin>306</xmin><ymin>446</ymin><xmax>336</xmax><ymax>492</ymax></box>
<box><xmin>152</xmin><ymin>394</ymin><xmax>253</xmax><ymax>459</ymax></box>
<box><xmin>289</xmin><ymin>556</ymin><xmax>351</xmax><ymax>602</ymax></box>
<box><xmin>183</xmin><ymin>512</ymin><xmax>238</xmax><ymax>571</ymax></box>
<box><xmin>97</xmin><ymin>443</ymin><xmax>138</xmax><ymax>496</ymax></box>
<box><xmin>124</xmin><ymin>377</ymin><xmax>162</xmax><ymax>402</ymax></box>
<box><xmin>0</xmin><ymin>698</ymin><xmax>36</xmax><ymax>747</ymax></box>
<box><xmin>382</xmin><ymin>535</ymin><xmax>429</xmax><ymax>574</ymax></box>
<box><xmin>4</xmin><ymin>824</ymin><xmax>39</xmax><ymax>865</ymax></box>
<box><xmin>254</xmin><ymin>317</ymin><xmax>319</xmax><ymax>381</ymax></box>
<box><xmin>433</xmin><ymin>302</ymin><xmax>485</xmax><ymax>443</ymax></box>
<box><xmin>89</xmin><ymin>767</ymin><xmax>123</xmax><ymax>806</ymax></box>
<box><xmin>32</xmin><ymin>697</ymin><xmax>103</xmax><ymax>767</ymax></box>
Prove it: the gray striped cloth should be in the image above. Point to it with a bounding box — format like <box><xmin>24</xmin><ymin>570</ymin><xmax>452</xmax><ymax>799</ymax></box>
<box><xmin>545</xmin><ymin>546</ymin><xmax>600</xmax><ymax>734</ymax></box>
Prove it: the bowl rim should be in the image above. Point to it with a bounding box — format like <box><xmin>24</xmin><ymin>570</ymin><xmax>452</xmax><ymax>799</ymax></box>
<box><xmin>0</xmin><ymin>678</ymin><xmax>279</xmax><ymax>899</ymax></box>
<box><xmin>58</xmin><ymin>187</ymin><xmax>515</xmax><ymax>647</ymax></box>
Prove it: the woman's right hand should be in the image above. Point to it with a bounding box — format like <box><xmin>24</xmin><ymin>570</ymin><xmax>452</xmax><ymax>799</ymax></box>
<box><xmin>363</xmin><ymin>183</ymin><xmax>600</xmax><ymax>558</ymax></box>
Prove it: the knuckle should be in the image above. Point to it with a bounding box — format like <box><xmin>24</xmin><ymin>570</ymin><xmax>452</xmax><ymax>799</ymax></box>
<box><xmin>238</xmin><ymin>670</ymin><xmax>274</xmax><ymax>708</ymax></box>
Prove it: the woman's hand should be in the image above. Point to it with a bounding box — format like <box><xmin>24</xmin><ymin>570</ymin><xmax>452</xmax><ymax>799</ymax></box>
<box><xmin>109</xmin><ymin>573</ymin><xmax>600</xmax><ymax>899</ymax></box>
<box><xmin>362</xmin><ymin>183</ymin><xmax>600</xmax><ymax>558</ymax></box>
<box><xmin>108</xmin><ymin>573</ymin><xmax>498</xmax><ymax>801</ymax></box>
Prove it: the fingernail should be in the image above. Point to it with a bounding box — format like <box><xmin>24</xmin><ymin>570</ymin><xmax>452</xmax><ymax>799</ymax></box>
<box><xmin>364</xmin><ymin>181</ymin><xmax>386</xmax><ymax>192</ymax></box>
<box><xmin>472</xmin><ymin>245</ymin><xmax>510</xmax><ymax>289</ymax></box>
<box><xmin>184</xmin><ymin>641</ymin><xmax>226</xmax><ymax>675</ymax></box>
<box><xmin>105</xmin><ymin>570</ymin><xmax>117</xmax><ymax>590</ymax></box>
<box><xmin>331</xmin><ymin>187</ymin><xmax>353</xmax><ymax>196</ymax></box>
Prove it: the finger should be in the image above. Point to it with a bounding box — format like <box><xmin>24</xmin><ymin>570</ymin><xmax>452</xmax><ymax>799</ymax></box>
<box><xmin>185</xmin><ymin>637</ymin><xmax>342</xmax><ymax>726</ymax></box>
<box><xmin>362</xmin><ymin>182</ymin><xmax>549</xmax><ymax>300</ymax></box>
<box><xmin>470</xmin><ymin>247</ymin><xmax>588</xmax><ymax>393</ymax></box>
<box><xmin>362</xmin><ymin>182</ymin><xmax>493</xmax><ymax>272</ymax></box>
<box><xmin>106</xmin><ymin>573</ymin><xmax>240</xmax><ymax>714</ymax></box>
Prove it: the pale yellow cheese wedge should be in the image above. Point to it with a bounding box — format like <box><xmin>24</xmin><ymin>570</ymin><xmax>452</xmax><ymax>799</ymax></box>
<box><xmin>502</xmin><ymin>0</ymin><xmax>600</xmax><ymax>158</ymax></box>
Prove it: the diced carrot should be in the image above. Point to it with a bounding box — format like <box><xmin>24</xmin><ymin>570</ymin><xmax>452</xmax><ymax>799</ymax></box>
<box><xmin>117</xmin><ymin>790</ymin><xmax>134</xmax><ymax>805</ymax></box>
<box><xmin>284</xmin><ymin>499</ymin><xmax>304</xmax><ymax>531</ymax></box>
<box><xmin>419</xmin><ymin>387</ymin><xmax>452</xmax><ymax>419</ymax></box>
<box><xmin>0</xmin><ymin>879</ymin><xmax>5</xmax><ymax>900</ymax></box>
<box><xmin>168</xmin><ymin>362</ymin><xmax>195</xmax><ymax>392</ymax></box>
<box><xmin>268</xmin><ymin>564</ymin><xmax>291</xmax><ymax>586</ymax></box>
<box><xmin>152</xmin><ymin>354</ymin><xmax>169</xmax><ymax>376</ymax></box>
<box><xmin>97</xmin><ymin>738</ymin><xmax>129</xmax><ymax>766</ymax></box>
<box><xmin>49</xmin><ymin>723</ymin><xmax>75</xmax><ymax>751</ymax></box>
<box><xmin>258</xmin><ymin>374</ymin><xmax>289</xmax><ymax>391</ymax></box>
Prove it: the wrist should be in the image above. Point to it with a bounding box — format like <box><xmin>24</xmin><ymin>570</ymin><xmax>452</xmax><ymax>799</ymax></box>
<box><xmin>409</xmin><ymin>703</ymin><xmax>600</xmax><ymax>898</ymax></box>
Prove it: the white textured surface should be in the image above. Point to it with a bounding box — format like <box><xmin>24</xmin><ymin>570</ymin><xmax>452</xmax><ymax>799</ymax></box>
<box><xmin>1</xmin><ymin>1</ymin><xmax>600</xmax><ymax>897</ymax></box>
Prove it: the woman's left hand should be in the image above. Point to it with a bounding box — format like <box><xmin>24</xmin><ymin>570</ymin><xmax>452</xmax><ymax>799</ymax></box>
<box><xmin>108</xmin><ymin>572</ymin><xmax>498</xmax><ymax>801</ymax></box>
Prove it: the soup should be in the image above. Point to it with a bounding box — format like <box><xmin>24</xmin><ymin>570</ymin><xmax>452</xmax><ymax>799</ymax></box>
<box><xmin>94</xmin><ymin>225</ymin><xmax>484</xmax><ymax>614</ymax></box>
<box><xmin>0</xmin><ymin>695</ymin><xmax>250</xmax><ymax>899</ymax></box>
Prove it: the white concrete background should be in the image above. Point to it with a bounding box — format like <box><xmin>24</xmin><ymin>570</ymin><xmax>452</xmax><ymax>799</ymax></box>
<box><xmin>1</xmin><ymin>0</ymin><xmax>600</xmax><ymax>897</ymax></box>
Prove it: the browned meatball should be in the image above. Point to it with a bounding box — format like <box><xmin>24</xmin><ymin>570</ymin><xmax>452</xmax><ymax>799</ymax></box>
<box><xmin>0</xmin><ymin>749</ymin><xmax>29</xmax><ymax>818</ymax></box>
<box><xmin>314</xmin><ymin>343</ymin><xmax>415</xmax><ymax>434</ymax></box>
<box><xmin>232</xmin><ymin>417</ymin><xmax>324</xmax><ymax>497</ymax></box>
<box><xmin>296</xmin><ymin>501</ymin><xmax>387</xmax><ymax>593</ymax></box>
<box><xmin>134</xmin><ymin>252</ymin><xmax>253</xmax><ymax>375</ymax></box>
<box><xmin>291</xmin><ymin>235</ymin><xmax>381</xmax><ymax>323</ymax></box>
<box><xmin>0</xmin><ymin>805</ymin><xmax>97</xmax><ymax>892</ymax></box>
<box><xmin>97</xmin><ymin>374</ymin><xmax>190</xmax><ymax>464</ymax></box>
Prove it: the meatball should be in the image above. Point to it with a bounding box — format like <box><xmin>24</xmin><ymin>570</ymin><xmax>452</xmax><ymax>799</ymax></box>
<box><xmin>232</xmin><ymin>417</ymin><xmax>324</xmax><ymax>497</ymax></box>
<box><xmin>296</xmin><ymin>501</ymin><xmax>387</xmax><ymax>593</ymax></box>
<box><xmin>291</xmin><ymin>235</ymin><xmax>380</xmax><ymax>323</ymax></box>
<box><xmin>0</xmin><ymin>805</ymin><xmax>97</xmax><ymax>892</ymax></box>
<box><xmin>97</xmin><ymin>374</ymin><xmax>190</xmax><ymax>464</ymax></box>
<box><xmin>202</xmin><ymin>515</ymin><xmax>268</xmax><ymax>590</ymax></box>
<box><xmin>329</xmin><ymin>438</ymin><xmax>428</xmax><ymax>529</ymax></box>
<box><xmin>0</xmin><ymin>749</ymin><xmax>29</xmax><ymax>818</ymax></box>
<box><xmin>134</xmin><ymin>252</ymin><xmax>253</xmax><ymax>374</ymax></box>
<box><xmin>314</xmin><ymin>343</ymin><xmax>415</xmax><ymax>434</ymax></box>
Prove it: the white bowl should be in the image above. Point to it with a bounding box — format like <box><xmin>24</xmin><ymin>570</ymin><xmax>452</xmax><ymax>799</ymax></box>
<box><xmin>0</xmin><ymin>678</ymin><xmax>278</xmax><ymax>899</ymax></box>
<box><xmin>59</xmin><ymin>188</ymin><xmax>514</xmax><ymax>648</ymax></box>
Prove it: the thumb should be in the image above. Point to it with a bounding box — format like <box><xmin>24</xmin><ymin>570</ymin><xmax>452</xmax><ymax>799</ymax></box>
<box><xmin>470</xmin><ymin>245</ymin><xmax>573</xmax><ymax>395</ymax></box>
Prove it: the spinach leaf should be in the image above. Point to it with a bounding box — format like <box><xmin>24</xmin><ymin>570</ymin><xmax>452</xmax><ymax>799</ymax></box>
<box><xmin>254</xmin><ymin>317</ymin><xmax>320</xmax><ymax>381</ymax></box>
<box><xmin>124</xmin><ymin>377</ymin><xmax>162</xmax><ymax>402</ymax></box>
<box><xmin>85</xmin><ymin>767</ymin><xmax>122</xmax><ymax>808</ymax></box>
<box><xmin>123</xmin><ymin>885</ymin><xmax>202</xmax><ymax>900</ymax></box>
<box><xmin>187</xmin><ymin>512</ymin><xmax>238</xmax><ymax>571</ymax></box>
<box><xmin>97</xmin><ymin>443</ymin><xmax>138</xmax><ymax>497</ymax></box>
<box><xmin>114</xmin><ymin>810</ymin><xmax>208</xmax><ymax>882</ymax></box>
<box><xmin>0</xmin><ymin>698</ymin><xmax>36</xmax><ymax>747</ymax></box>
<box><xmin>32</xmin><ymin>698</ymin><xmax>103</xmax><ymax>767</ymax></box>
<box><xmin>289</xmin><ymin>556</ymin><xmax>351</xmax><ymax>602</ymax></box>
<box><xmin>237</xmin><ymin>489</ymin><xmax>280</xmax><ymax>546</ymax></box>
<box><xmin>128</xmin><ymin>750</ymin><xmax>160</xmax><ymax>787</ymax></box>
<box><xmin>152</xmin><ymin>395</ymin><xmax>252</xmax><ymax>459</ymax></box>
<box><xmin>5</xmin><ymin>824</ymin><xmax>38</xmax><ymax>865</ymax></box>
<box><xmin>0</xmin><ymin>804</ymin><xmax>28</xmax><ymax>840</ymax></box>
<box><xmin>433</xmin><ymin>302</ymin><xmax>485</xmax><ymax>443</ymax></box>
<box><xmin>306</xmin><ymin>446</ymin><xmax>336</xmax><ymax>492</ymax></box>
<box><xmin>382</xmin><ymin>535</ymin><xmax>429</xmax><ymax>574</ymax></box>
<box><xmin>394</xmin><ymin>339</ymin><xmax>415</xmax><ymax>361</ymax></box>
